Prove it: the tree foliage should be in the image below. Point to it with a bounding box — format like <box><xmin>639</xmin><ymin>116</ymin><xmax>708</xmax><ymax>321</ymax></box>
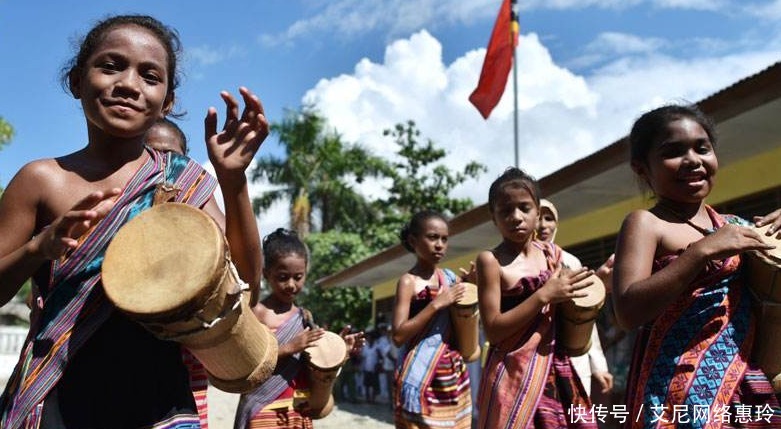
<box><xmin>0</xmin><ymin>116</ymin><xmax>14</xmax><ymax>195</ymax></box>
<box><xmin>298</xmin><ymin>231</ymin><xmax>374</xmax><ymax>330</ymax></box>
<box><xmin>250</xmin><ymin>113</ymin><xmax>486</xmax><ymax>331</ymax></box>
<box><xmin>0</xmin><ymin>116</ymin><xmax>12</xmax><ymax>147</ymax></box>
<box><xmin>370</xmin><ymin>120</ymin><xmax>487</xmax><ymax>249</ymax></box>
<box><xmin>251</xmin><ymin>108</ymin><xmax>386</xmax><ymax>236</ymax></box>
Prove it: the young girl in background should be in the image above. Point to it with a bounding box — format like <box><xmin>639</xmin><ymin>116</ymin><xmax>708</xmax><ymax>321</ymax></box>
<box><xmin>0</xmin><ymin>15</ymin><xmax>266</xmax><ymax>428</ymax></box>
<box><xmin>476</xmin><ymin>167</ymin><xmax>596</xmax><ymax>429</ymax></box>
<box><xmin>613</xmin><ymin>104</ymin><xmax>781</xmax><ymax>427</ymax></box>
<box><xmin>145</xmin><ymin>117</ymin><xmax>189</xmax><ymax>155</ymax></box>
<box><xmin>234</xmin><ymin>228</ymin><xmax>364</xmax><ymax>429</ymax></box>
<box><xmin>538</xmin><ymin>199</ymin><xmax>613</xmax><ymax>398</ymax></box>
<box><xmin>392</xmin><ymin>210</ymin><xmax>472</xmax><ymax>429</ymax></box>
<box><xmin>144</xmin><ymin>118</ymin><xmax>209</xmax><ymax>428</ymax></box>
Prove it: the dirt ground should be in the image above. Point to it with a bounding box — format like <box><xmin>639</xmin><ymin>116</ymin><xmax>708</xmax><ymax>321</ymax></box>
<box><xmin>207</xmin><ymin>386</ymin><xmax>395</xmax><ymax>429</ymax></box>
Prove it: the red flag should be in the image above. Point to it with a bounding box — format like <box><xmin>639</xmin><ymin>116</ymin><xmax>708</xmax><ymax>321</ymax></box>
<box><xmin>469</xmin><ymin>0</ymin><xmax>518</xmax><ymax>119</ymax></box>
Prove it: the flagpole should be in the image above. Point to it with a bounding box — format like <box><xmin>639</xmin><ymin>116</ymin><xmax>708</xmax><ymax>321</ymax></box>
<box><xmin>511</xmin><ymin>0</ymin><xmax>519</xmax><ymax>168</ymax></box>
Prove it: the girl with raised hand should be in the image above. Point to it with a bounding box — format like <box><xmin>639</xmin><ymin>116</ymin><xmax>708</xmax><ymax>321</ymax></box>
<box><xmin>0</xmin><ymin>14</ymin><xmax>267</xmax><ymax>428</ymax></box>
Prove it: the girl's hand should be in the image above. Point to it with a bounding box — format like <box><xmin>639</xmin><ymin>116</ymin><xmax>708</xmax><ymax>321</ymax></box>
<box><xmin>537</xmin><ymin>266</ymin><xmax>593</xmax><ymax>305</ymax></box>
<box><xmin>593</xmin><ymin>371</ymin><xmax>614</xmax><ymax>394</ymax></box>
<box><xmin>32</xmin><ymin>188</ymin><xmax>121</xmax><ymax>259</ymax></box>
<box><xmin>458</xmin><ymin>261</ymin><xmax>476</xmax><ymax>284</ymax></box>
<box><xmin>339</xmin><ymin>325</ymin><xmax>365</xmax><ymax>354</ymax></box>
<box><xmin>595</xmin><ymin>254</ymin><xmax>615</xmax><ymax>294</ymax></box>
<box><xmin>204</xmin><ymin>87</ymin><xmax>269</xmax><ymax>178</ymax></box>
<box><xmin>288</xmin><ymin>327</ymin><xmax>325</xmax><ymax>354</ymax></box>
<box><xmin>692</xmin><ymin>224</ymin><xmax>774</xmax><ymax>261</ymax></box>
<box><xmin>754</xmin><ymin>208</ymin><xmax>781</xmax><ymax>239</ymax></box>
<box><xmin>431</xmin><ymin>282</ymin><xmax>466</xmax><ymax>311</ymax></box>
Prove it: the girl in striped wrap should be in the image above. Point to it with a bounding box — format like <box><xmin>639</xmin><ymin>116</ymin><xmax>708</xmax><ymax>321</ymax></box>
<box><xmin>0</xmin><ymin>14</ymin><xmax>268</xmax><ymax>429</ymax></box>
<box><xmin>475</xmin><ymin>167</ymin><xmax>597</xmax><ymax>429</ymax></box>
<box><xmin>613</xmin><ymin>104</ymin><xmax>781</xmax><ymax>428</ymax></box>
<box><xmin>234</xmin><ymin>228</ymin><xmax>365</xmax><ymax>429</ymax></box>
<box><xmin>392</xmin><ymin>210</ymin><xmax>472</xmax><ymax>429</ymax></box>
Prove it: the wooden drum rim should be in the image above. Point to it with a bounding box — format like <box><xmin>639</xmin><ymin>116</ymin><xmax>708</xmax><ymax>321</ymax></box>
<box><xmin>102</xmin><ymin>203</ymin><xmax>226</xmax><ymax>322</ymax></box>
<box><xmin>453</xmin><ymin>282</ymin><xmax>479</xmax><ymax>308</ymax></box>
<box><xmin>305</xmin><ymin>331</ymin><xmax>348</xmax><ymax>371</ymax></box>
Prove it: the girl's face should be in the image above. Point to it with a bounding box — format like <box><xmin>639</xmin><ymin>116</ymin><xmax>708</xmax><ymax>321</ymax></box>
<box><xmin>264</xmin><ymin>253</ymin><xmax>307</xmax><ymax>304</ymax></box>
<box><xmin>73</xmin><ymin>25</ymin><xmax>173</xmax><ymax>140</ymax></box>
<box><xmin>492</xmin><ymin>186</ymin><xmax>539</xmax><ymax>244</ymax></box>
<box><xmin>409</xmin><ymin>217</ymin><xmax>449</xmax><ymax>265</ymax></box>
<box><xmin>537</xmin><ymin>207</ymin><xmax>557</xmax><ymax>243</ymax></box>
<box><xmin>637</xmin><ymin>117</ymin><xmax>718</xmax><ymax>204</ymax></box>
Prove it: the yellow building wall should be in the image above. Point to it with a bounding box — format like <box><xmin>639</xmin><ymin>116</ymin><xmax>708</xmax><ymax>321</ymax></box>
<box><xmin>372</xmin><ymin>145</ymin><xmax>781</xmax><ymax>302</ymax></box>
<box><xmin>555</xmin><ymin>145</ymin><xmax>781</xmax><ymax>247</ymax></box>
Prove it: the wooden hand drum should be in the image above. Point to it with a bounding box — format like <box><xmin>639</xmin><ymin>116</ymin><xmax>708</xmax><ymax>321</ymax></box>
<box><xmin>450</xmin><ymin>282</ymin><xmax>481</xmax><ymax>362</ymax></box>
<box><xmin>746</xmin><ymin>223</ymin><xmax>781</xmax><ymax>392</ymax></box>
<box><xmin>746</xmin><ymin>224</ymin><xmax>781</xmax><ymax>302</ymax></box>
<box><xmin>557</xmin><ymin>273</ymin><xmax>605</xmax><ymax>356</ymax></box>
<box><xmin>101</xmin><ymin>203</ymin><xmax>277</xmax><ymax>394</ymax></box>
<box><xmin>303</xmin><ymin>331</ymin><xmax>348</xmax><ymax>419</ymax></box>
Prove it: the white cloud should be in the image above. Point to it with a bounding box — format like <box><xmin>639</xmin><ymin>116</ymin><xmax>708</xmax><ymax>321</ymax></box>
<box><xmin>186</xmin><ymin>45</ymin><xmax>246</xmax><ymax>67</ymax></box>
<box><xmin>259</xmin><ymin>0</ymin><xmax>498</xmax><ymax>47</ymax></box>
<box><xmin>297</xmin><ymin>28</ymin><xmax>780</xmax><ymax>212</ymax></box>
<box><xmin>652</xmin><ymin>0</ymin><xmax>728</xmax><ymax>10</ymax></box>
<box><xmin>586</xmin><ymin>32</ymin><xmax>666</xmax><ymax>55</ymax></box>
<box><xmin>745</xmin><ymin>0</ymin><xmax>781</xmax><ymax>20</ymax></box>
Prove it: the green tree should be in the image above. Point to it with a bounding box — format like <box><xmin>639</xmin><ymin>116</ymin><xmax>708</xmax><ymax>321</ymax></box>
<box><xmin>370</xmin><ymin>120</ymin><xmax>487</xmax><ymax>248</ymax></box>
<box><xmin>299</xmin><ymin>231</ymin><xmax>374</xmax><ymax>330</ymax></box>
<box><xmin>0</xmin><ymin>115</ymin><xmax>14</xmax><ymax>194</ymax></box>
<box><xmin>251</xmin><ymin>108</ymin><xmax>387</xmax><ymax>236</ymax></box>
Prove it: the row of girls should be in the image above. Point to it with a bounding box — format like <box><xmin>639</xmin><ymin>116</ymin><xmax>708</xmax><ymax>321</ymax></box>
<box><xmin>391</xmin><ymin>104</ymin><xmax>781</xmax><ymax>429</ymax></box>
<box><xmin>2</xmin><ymin>12</ymin><xmax>781</xmax><ymax>429</ymax></box>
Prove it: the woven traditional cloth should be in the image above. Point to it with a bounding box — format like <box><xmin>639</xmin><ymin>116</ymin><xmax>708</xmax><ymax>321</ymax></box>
<box><xmin>0</xmin><ymin>149</ymin><xmax>216</xmax><ymax>429</ymax></box>
<box><xmin>394</xmin><ymin>269</ymin><xmax>473</xmax><ymax>429</ymax></box>
<box><xmin>625</xmin><ymin>207</ymin><xmax>781</xmax><ymax>429</ymax></box>
<box><xmin>235</xmin><ymin>308</ymin><xmax>312</xmax><ymax>429</ymax></box>
<box><xmin>477</xmin><ymin>241</ymin><xmax>596</xmax><ymax>429</ymax></box>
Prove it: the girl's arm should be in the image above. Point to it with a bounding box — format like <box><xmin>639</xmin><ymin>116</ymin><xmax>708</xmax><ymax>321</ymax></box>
<box><xmin>391</xmin><ymin>273</ymin><xmax>464</xmax><ymax>346</ymax></box>
<box><xmin>0</xmin><ymin>163</ymin><xmax>119</xmax><ymax>305</ymax></box>
<box><xmin>612</xmin><ymin>209</ymin><xmax>771</xmax><ymax>329</ymax></box>
<box><xmin>203</xmin><ymin>87</ymin><xmax>269</xmax><ymax>306</ymax></box>
<box><xmin>477</xmin><ymin>249</ymin><xmax>591</xmax><ymax>344</ymax></box>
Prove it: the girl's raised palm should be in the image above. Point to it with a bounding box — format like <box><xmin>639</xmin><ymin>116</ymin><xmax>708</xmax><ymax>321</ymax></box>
<box><xmin>204</xmin><ymin>87</ymin><xmax>269</xmax><ymax>177</ymax></box>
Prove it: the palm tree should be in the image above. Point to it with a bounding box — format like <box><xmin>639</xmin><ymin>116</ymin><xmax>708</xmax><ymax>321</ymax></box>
<box><xmin>251</xmin><ymin>108</ymin><xmax>389</xmax><ymax>237</ymax></box>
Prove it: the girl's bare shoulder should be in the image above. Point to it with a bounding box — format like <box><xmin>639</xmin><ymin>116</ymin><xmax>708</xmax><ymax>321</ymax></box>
<box><xmin>621</xmin><ymin>209</ymin><xmax>666</xmax><ymax>232</ymax></box>
<box><xmin>12</xmin><ymin>158</ymin><xmax>63</xmax><ymax>185</ymax></box>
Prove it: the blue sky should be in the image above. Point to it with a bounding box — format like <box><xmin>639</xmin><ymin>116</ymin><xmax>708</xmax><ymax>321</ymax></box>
<box><xmin>2</xmin><ymin>0</ymin><xmax>780</xmax><ymax>232</ymax></box>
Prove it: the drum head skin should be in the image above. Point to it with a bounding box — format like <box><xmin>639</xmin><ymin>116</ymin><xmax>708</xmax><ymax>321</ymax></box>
<box><xmin>456</xmin><ymin>282</ymin><xmax>479</xmax><ymax>306</ymax></box>
<box><xmin>102</xmin><ymin>203</ymin><xmax>225</xmax><ymax>321</ymax></box>
<box><xmin>570</xmin><ymin>274</ymin><xmax>606</xmax><ymax>308</ymax></box>
<box><xmin>755</xmin><ymin>224</ymin><xmax>781</xmax><ymax>262</ymax></box>
<box><xmin>305</xmin><ymin>331</ymin><xmax>348</xmax><ymax>370</ymax></box>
